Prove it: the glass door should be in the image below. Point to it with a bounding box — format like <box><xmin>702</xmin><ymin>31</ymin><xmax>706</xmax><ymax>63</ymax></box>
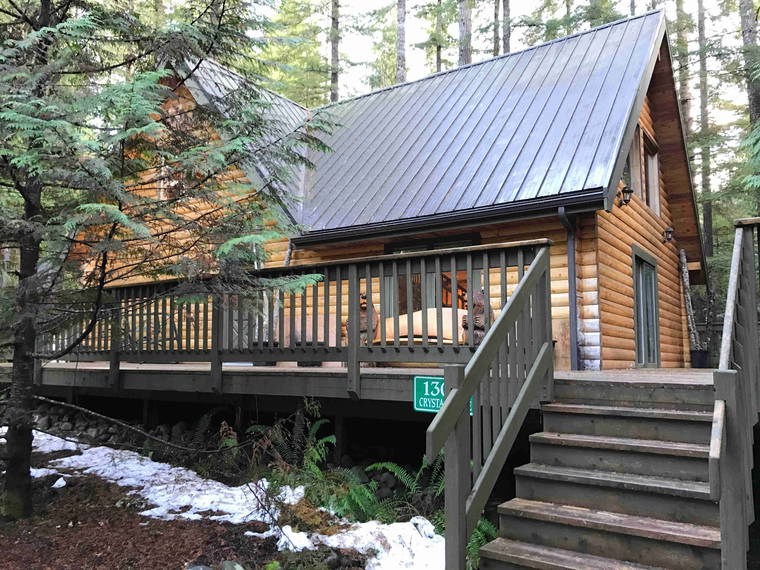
<box><xmin>634</xmin><ymin>256</ymin><xmax>659</xmax><ymax>367</ymax></box>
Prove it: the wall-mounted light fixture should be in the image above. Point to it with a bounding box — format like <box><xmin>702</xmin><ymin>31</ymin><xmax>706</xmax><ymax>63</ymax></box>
<box><xmin>663</xmin><ymin>227</ymin><xmax>675</xmax><ymax>243</ymax></box>
<box><xmin>619</xmin><ymin>185</ymin><xmax>634</xmax><ymax>206</ymax></box>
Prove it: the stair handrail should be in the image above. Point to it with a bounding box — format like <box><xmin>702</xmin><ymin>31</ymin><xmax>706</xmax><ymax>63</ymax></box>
<box><xmin>426</xmin><ymin>246</ymin><xmax>553</xmax><ymax>569</ymax></box>
<box><xmin>713</xmin><ymin>218</ymin><xmax>760</xmax><ymax>568</ymax></box>
<box><xmin>708</xmin><ymin>399</ymin><xmax>725</xmax><ymax>501</ymax></box>
<box><xmin>426</xmin><ymin>246</ymin><xmax>551</xmax><ymax>459</ymax></box>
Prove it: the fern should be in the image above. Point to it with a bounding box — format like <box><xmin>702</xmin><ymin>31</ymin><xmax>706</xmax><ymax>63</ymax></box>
<box><xmin>466</xmin><ymin>517</ymin><xmax>499</xmax><ymax>570</ymax></box>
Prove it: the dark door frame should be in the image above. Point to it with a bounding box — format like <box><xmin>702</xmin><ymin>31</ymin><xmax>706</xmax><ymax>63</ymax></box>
<box><xmin>631</xmin><ymin>245</ymin><xmax>661</xmax><ymax>368</ymax></box>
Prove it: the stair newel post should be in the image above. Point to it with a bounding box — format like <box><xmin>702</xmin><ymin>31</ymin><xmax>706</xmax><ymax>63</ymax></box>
<box><xmin>210</xmin><ymin>294</ymin><xmax>223</xmax><ymax>393</ymax></box>
<box><xmin>538</xmin><ymin>248</ymin><xmax>554</xmax><ymax>402</ymax></box>
<box><xmin>346</xmin><ymin>263</ymin><xmax>361</xmax><ymax>399</ymax></box>
<box><xmin>444</xmin><ymin>364</ymin><xmax>469</xmax><ymax>570</ymax></box>
<box><xmin>714</xmin><ymin>369</ymin><xmax>748</xmax><ymax>569</ymax></box>
<box><xmin>108</xmin><ymin>288</ymin><xmax>122</xmax><ymax>390</ymax></box>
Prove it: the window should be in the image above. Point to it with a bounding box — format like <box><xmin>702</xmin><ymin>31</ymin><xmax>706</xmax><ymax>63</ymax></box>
<box><xmin>622</xmin><ymin>126</ymin><xmax>642</xmax><ymax>194</ymax></box>
<box><xmin>621</xmin><ymin>126</ymin><xmax>660</xmax><ymax>215</ymax></box>
<box><xmin>643</xmin><ymin>133</ymin><xmax>660</xmax><ymax>214</ymax></box>
<box><xmin>383</xmin><ymin>236</ymin><xmax>479</xmax><ymax>312</ymax></box>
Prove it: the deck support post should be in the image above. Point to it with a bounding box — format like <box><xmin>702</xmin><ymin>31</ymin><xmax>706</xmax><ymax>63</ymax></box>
<box><xmin>444</xmin><ymin>364</ymin><xmax>469</xmax><ymax>570</ymax></box>
<box><xmin>333</xmin><ymin>414</ymin><xmax>345</xmax><ymax>464</ymax></box>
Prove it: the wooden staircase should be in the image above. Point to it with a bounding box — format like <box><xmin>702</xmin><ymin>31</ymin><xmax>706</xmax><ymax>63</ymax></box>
<box><xmin>479</xmin><ymin>372</ymin><xmax>723</xmax><ymax>570</ymax></box>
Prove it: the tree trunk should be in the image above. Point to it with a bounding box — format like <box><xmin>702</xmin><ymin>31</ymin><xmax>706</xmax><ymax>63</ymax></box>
<box><xmin>492</xmin><ymin>0</ymin><xmax>499</xmax><ymax>56</ymax></box>
<box><xmin>739</xmin><ymin>0</ymin><xmax>760</xmax><ymax>214</ymax></box>
<box><xmin>2</xmin><ymin>187</ymin><xmax>42</xmax><ymax>519</ymax></box>
<box><xmin>458</xmin><ymin>0</ymin><xmax>472</xmax><ymax>66</ymax></box>
<box><xmin>330</xmin><ymin>0</ymin><xmax>339</xmax><ymax>102</ymax></box>
<box><xmin>565</xmin><ymin>0</ymin><xmax>572</xmax><ymax>36</ymax></box>
<box><xmin>502</xmin><ymin>0</ymin><xmax>510</xmax><ymax>53</ymax></box>
<box><xmin>397</xmin><ymin>0</ymin><xmax>406</xmax><ymax>83</ymax></box>
<box><xmin>698</xmin><ymin>0</ymin><xmax>712</xmax><ymax>257</ymax></box>
<box><xmin>675</xmin><ymin>0</ymin><xmax>692</xmax><ymax>139</ymax></box>
<box><xmin>630</xmin><ymin>0</ymin><xmax>635</xmax><ymax>16</ymax></box>
<box><xmin>435</xmin><ymin>0</ymin><xmax>443</xmax><ymax>72</ymax></box>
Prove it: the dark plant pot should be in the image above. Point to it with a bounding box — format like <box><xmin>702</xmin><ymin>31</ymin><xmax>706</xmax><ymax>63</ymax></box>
<box><xmin>690</xmin><ymin>349</ymin><xmax>710</xmax><ymax>369</ymax></box>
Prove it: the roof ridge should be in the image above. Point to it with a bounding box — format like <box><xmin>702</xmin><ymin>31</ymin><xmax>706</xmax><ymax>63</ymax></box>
<box><xmin>312</xmin><ymin>9</ymin><xmax>664</xmax><ymax>112</ymax></box>
<box><xmin>195</xmin><ymin>57</ymin><xmax>309</xmax><ymax>111</ymax></box>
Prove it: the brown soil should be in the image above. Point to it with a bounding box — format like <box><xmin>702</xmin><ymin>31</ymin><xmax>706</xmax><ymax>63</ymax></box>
<box><xmin>0</xmin><ymin>457</ymin><xmax>368</xmax><ymax>570</ymax></box>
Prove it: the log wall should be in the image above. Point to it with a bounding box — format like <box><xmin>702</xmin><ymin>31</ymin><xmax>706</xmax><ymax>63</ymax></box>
<box><xmin>595</xmin><ymin>95</ymin><xmax>689</xmax><ymax>369</ymax></box>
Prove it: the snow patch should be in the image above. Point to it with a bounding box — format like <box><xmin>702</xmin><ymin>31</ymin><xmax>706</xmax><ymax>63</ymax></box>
<box><xmin>24</xmin><ymin>430</ymin><xmax>444</xmax><ymax>569</ymax></box>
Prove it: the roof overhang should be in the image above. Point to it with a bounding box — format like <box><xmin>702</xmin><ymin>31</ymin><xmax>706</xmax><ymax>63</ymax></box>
<box><xmin>292</xmin><ymin>189</ymin><xmax>605</xmax><ymax>246</ymax></box>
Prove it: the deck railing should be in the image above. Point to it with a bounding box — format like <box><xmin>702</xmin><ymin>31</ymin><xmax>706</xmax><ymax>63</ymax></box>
<box><xmin>712</xmin><ymin>218</ymin><xmax>760</xmax><ymax>569</ymax></box>
<box><xmin>41</xmin><ymin>239</ymin><xmax>551</xmax><ymax>397</ymax></box>
<box><xmin>425</xmin><ymin>245</ymin><xmax>553</xmax><ymax>569</ymax></box>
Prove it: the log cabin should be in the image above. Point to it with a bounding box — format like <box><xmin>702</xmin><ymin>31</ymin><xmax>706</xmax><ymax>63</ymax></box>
<box><xmin>18</xmin><ymin>11</ymin><xmax>760</xmax><ymax>568</ymax></box>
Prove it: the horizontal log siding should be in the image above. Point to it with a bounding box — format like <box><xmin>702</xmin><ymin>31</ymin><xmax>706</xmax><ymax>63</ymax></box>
<box><xmin>596</xmin><ymin>95</ymin><xmax>688</xmax><ymax>369</ymax></box>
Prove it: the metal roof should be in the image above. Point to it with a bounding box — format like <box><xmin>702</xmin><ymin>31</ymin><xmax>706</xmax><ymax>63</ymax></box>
<box><xmin>186</xmin><ymin>12</ymin><xmax>668</xmax><ymax>241</ymax></box>
<box><xmin>301</xmin><ymin>11</ymin><xmax>666</xmax><ymax>238</ymax></box>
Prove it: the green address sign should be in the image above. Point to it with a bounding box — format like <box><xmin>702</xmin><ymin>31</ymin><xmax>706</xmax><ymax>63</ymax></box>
<box><xmin>413</xmin><ymin>375</ymin><xmax>472</xmax><ymax>414</ymax></box>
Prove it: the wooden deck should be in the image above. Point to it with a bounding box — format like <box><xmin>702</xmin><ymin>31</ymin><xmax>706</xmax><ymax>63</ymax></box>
<box><xmin>0</xmin><ymin>361</ymin><xmax>443</xmax><ymax>403</ymax></box>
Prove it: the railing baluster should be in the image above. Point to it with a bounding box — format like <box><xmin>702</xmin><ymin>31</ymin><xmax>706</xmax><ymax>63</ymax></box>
<box><xmin>366</xmin><ymin>262</ymin><xmax>374</xmax><ymax>349</ymax></box>
<box><xmin>312</xmin><ymin>277</ymin><xmax>319</xmax><ymax>347</ymax></box>
<box><xmin>379</xmin><ymin>262</ymin><xmax>387</xmax><ymax>348</ymax></box>
<box><xmin>336</xmin><ymin>266</ymin><xmax>342</xmax><ymax>348</ymax></box>
<box><xmin>451</xmin><ymin>254</ymin><xmax>459</xmax><ymax>347</ymax></box>
<box><xmin>323</xmin><ymin>268</ymin><xmax>330</xmax><ymax>347</ymax></box>
<box><xmin>406</xmin><ymin>259</ymin><xmax>414</xmax><ymax>346</ymax></box>
<box><xmin>392</xmin><ymin>261</ymin><xmax>399</xmax><ymax>347</ymax></box>
<box><xmin>421</xmin><ymin>257</ymin><xmax>428</xmax><ymax>348</ymax></box>
<box><xmin>435</xmin><ymin>256</ymin><xmax>443</xmax><ymax>348</ymax></box>
<box><xmin>466</xmin><ymin>253</ymin><xmax>474</xmax><ymax>346</ymax></box>
<box><xmin>289</xmin><ymin>290</ymin><xmax>296</xmax><ymax>349</ymax></box>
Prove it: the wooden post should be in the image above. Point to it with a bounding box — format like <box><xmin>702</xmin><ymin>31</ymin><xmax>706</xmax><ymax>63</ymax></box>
<box><xmin>334</xmin><ymin>414</ymin><xmax>345</xmax><ymax>465</ymax></box>
<box><xmin>444</xmin><ymin>364</ymin><xmax>469</xmax><ymax>570</ymax></box>
<box><xmin>539</xmin><ymin>252</ymin><xmax>553</xmax><ymax>402</ymax></box>
<box><xmin>211</xmin><ymin>295</ymin><xmax>223</xmax><ymax>393</ymax></box>
<box><xmin>108</xmin><ymin>292</ymin><xmax>121</xmax><ymax>390</ymax></box>
<box><xmin>347</xmin><ymin>264</ymin><xmax>361</xmax><ymax>399</ymax></box>
<box><xmin>714</xmin><ymin>370</ymin><xmax>748</xmax><ymax>569</ymax></box>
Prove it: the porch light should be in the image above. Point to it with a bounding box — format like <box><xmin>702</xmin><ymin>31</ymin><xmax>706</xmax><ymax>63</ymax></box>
<box><xmin>663</xmin><ymin>227</ymin><xmax>675</xmax><ymax>242</ymax></box>
<box><xmin>619</xmin><ymin>185</ymin><xmax>634</xmax><ymax>206</ymax></box>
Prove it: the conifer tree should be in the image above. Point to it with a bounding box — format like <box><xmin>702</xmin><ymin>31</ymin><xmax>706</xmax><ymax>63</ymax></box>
<box><xmin>0</xmin><ymin>0</ymin><xmax>328</xmax><ymax>519</ymax></box>
<box><xmin>416</xmin><ymin>0</ymin><xmax>457</xmax><ymax>73</ymax></box>
<box><xmin>262</xmin><ymin>0</ymin><xmax>330</xmax><ymax>107</ymax></box>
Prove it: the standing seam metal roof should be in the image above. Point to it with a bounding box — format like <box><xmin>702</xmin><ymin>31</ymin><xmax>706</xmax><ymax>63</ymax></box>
<box><xmin>186</xmin><ymin>12</ymin><xmax>667</xmax><ymax>238</ymax></box>
<box><xmin>302</xmin><ymin>11</ymin><xmax>665</xmax><ymax>234</ymax></box>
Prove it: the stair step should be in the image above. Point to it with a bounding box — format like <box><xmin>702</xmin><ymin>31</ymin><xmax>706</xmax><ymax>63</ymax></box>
<box><xmin>499</xmin><ymin>498</ymin><xmax>720</xmax><ymax>548</ymax></box>
<box><xmin>541</xmin><ymin>403</ymin><xmax>713</xmax><ymax>422</ymax></box>
<box><xmin>479</xmin><ymin>537</ymin><xmax>659</xmax><ymax>570</ymax></box>
<box><xmin>529</xmin><ymin>432</ymin><xmax>709</xmax><ymax>457</ymax></box>
<box><xmin>553</xmin><ymin>377</ymin><xmax>714</xmax><ymax>410</ymax></box>
<box><xmin>498</xmin><ymin>499</ymin><xmax>721</xmax><ymax>568</ymax></box>
<box><xmin>514</xmin><ymin>463</ymin><xmax>711</xmax><ymax>499</ymax></box>
<box><xmin>542</xmin><ymin>404</ymin><xmax>712</xmax><ymax>444</ymax></box>
<box><xmin>515</xmin><ymin>463</ymin><xmax>718</xmax><ymax>526</ymax></box>
<box><xmin>529</xmin><ymin>432</ymin><xmax>710</xmax><ymax>481</ymax></box>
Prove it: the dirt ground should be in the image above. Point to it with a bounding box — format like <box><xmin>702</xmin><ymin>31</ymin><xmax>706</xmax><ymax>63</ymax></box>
<box><xmin>0</xmin><ymin>451</ymin><xmax>366</xmax><ymax>570</ymax></box>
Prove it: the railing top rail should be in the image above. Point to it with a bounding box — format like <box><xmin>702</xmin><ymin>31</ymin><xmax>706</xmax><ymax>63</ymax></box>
<box><xmin>735</xmin><ymin>217</ymin><xmax>760</xmax><ymax>228</ymax></box>
<box><xmin>719</xmin><ymin>227</ymin><xmax>744</xmax><ymax>370</ymax></box>
<box><xmin>105</xmin><ymin>238</ymin><xmax>553</xmax><ymax>290</ymax></box>
<box><xmin>261</xmin><ymin>238</ymin><xmax>553</xmax><ymax>274</ymax></box>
